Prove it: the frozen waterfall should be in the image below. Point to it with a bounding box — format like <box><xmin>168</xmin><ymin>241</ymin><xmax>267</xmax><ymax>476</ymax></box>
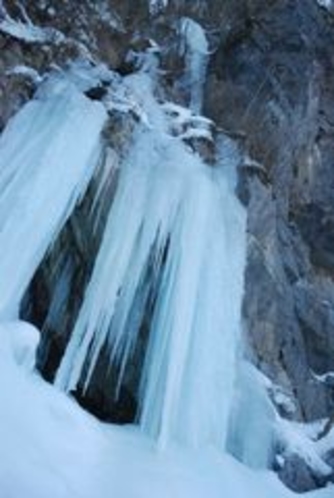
<box><xmin>0</xmin><ymin>74</ymin><xmax>106</xmax><ymax>318</ymax></box>
<box><xmin>180</xmin><ymin>17</ymin><xmax>209</xmax><ymax>114</ymax></box>
<box><xmin>56</xmin><ymin>73</ymin><xmax>247</xmax><ymax>450</ymax></box>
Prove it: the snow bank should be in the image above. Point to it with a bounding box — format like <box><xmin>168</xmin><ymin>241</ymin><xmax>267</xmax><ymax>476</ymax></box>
<box><xmin>0</xmin><ymin>322</ymin><xmax>103</xmax><ymax>498</ymax></box>
<box><xmin>1</xmin><ymin>321</ymin><xmax>332</xmax><ymax>497</ymax></box>
<box><xmin>0</xmin><ymin>321</ymin><xmax>39</xmax><ymax>371</ymax></box>
<box><xmin>276</xmin><ymin>419</ymin><xmax>333</xmax><ymax>479</ymax></box>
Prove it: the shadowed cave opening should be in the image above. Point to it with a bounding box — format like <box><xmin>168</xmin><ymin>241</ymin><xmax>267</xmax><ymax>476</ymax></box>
<box><xmin>21</xmin><ymin>225</ymin><xmax>170</xmax><ymax>425</ymax></box>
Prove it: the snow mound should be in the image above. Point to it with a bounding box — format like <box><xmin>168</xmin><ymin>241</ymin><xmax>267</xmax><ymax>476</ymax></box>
<box><xmin>0</xmin><ymin>321</ymin><xmax>332</xmax><ymax>497</ymax></box>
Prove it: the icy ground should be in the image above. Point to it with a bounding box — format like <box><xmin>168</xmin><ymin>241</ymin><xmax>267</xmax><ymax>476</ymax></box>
<box><xmin>0</xmin><ymin>321</ymin><xmax>332</xmax><ymax>498</ymax></box>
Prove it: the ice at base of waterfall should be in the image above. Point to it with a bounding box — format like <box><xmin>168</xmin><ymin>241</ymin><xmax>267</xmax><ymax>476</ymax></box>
<box><xmin>0</xmin><ymin>321</ymin><xmax>333</xmax><ymax>498</ymax></box>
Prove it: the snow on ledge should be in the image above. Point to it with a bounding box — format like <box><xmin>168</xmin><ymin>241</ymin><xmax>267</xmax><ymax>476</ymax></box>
<box><xmin>316</xmin><ymin>0</ymin><xmax>334</xmax><ymax>11</ymax></box>
<box><xmin>6</xmin><ymin>65</ymin><xmax>43</xmax><ymax>85</ymax></box>
<box><xmin>149</xmin><ymin>0</ymin><xmax>169</xmax><ymax>15</ymax></box>
<box><xmin>0</xmin><ymin>7</ymin><xmax>65</xmax><ymax>44</ymax></box>
<box><xmin>0</xmin><ymin>1</ymin><xmax>92</xmax><ymax>61</ymax></box>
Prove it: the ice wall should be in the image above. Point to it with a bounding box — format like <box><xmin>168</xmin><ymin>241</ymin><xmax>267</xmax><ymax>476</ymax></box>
<box><xmin>0</xmin><ymin>75</ymin><xmax>106</xmax><ymax>317</ymax></box>
<box><xmin>56</xmin><ymin>73</ymin><xmax>247</xmax><ymax>451</ymax></box>
<box><xmin>180</xmin><ymin>17</ymin><xmax>209</xmax><ymax>114</ymax></box>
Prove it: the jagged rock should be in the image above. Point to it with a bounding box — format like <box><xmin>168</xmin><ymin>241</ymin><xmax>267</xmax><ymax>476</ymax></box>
<box><xmin>278</xmin><ymin>453</ymin><xmax>323</xmax><ymax>493</ymax></box>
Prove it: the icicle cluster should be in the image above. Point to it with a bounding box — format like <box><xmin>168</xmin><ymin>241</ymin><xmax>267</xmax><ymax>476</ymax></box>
<box><xmin>56</xmin><ymin>73</ymin><xmax>246</xmax><ymax>450</ymax></box>
<box><xmin>0</xmin><ymin>74</ymin><xmax>106</xmax><ymax>317</ymax></box>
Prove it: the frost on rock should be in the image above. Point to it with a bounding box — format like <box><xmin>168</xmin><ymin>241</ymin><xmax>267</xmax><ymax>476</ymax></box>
<box><xmin>0</xmin><ymin>1</ymin><xmax>65</xmax><ymax>44</ymax></box>
<box><xmin>0</xmin><ymin>324</ymin><xmax>333</xmax><ymax>498</ymax></box>
<box><xmin>6</xmin><ymin>65</ymin><xmax>43</xmax><ymax>85</ymax></box>
<box><xmin>313</xmin><ymin>371</ymin><xmax>334</xmax><ymax>385</ymax></box>
<box><xmin>275</xmin><ymin>418</ymin><xmax>334</xmax><ymax>482</ymax></box>
<box><xmin>149</xmin><ymin>0</ymin><xmax>169</xmax><ymax>15</ymax></box>
<box><xmin>0</xmin><ymin>1</ymin><xmax>93</xmax><ymax>60</ymax></box>
<box><xmin>0</xmin><ymin>72</ymin><xmax>106</xmax><ymax>318</ymax></box>
<box><xmin>104</xmin><ymin>83</ymin><xmax>151</xmax><ymax>126</ymax></box>
<box><xmin>161</xmin><ymin>102</ymin><xmax>214</xmax><ymax>140</ymax></box>
<box><xmin>85</xmin><ymin>0</ymin><xmax>125</xmax><ymax>31</ymax></box>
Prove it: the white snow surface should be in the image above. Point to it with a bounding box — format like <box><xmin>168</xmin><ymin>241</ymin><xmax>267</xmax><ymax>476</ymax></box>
<box><xmin>314</xmin><ymin>371</ymin><xmax>334</xmax><ymax>384</ymax></box>
<box><xmin>6</xmin><ymin>64</ymin><xmax>43</xmax><ymax>85</ymax></box>
<box><xmin>316</xmin><ymin>0</ymin><xmax>333</xmax><ymax>10</ymax></box>
<box><xmin>161</xmin><ymin>102</ymin><xmax>214</xmax><ymax>140</ymax></box>
<box><xmin>0</xmin><ymin>73</ymin><xmax>106</xmax><ymax>317</ymax></box>
<box><xmin>1</xmin><ymin>321</ymin><xmax>333</xmax><ymax>498</ymax></box>
<box><xmin>276</xmin><ymin>419</ymin><xmax>333</xmax><ymax>478</ymax></box>
<box><xmin>0</xmin><ymin>2</ymin><xmax>93</xmax><ymax>60</ymax></box>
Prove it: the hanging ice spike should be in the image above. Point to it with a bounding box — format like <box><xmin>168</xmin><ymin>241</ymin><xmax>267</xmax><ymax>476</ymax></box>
<box><xmin>0</xmin><ymin>74</ymin><xmax>106</xmax><ymax>318</ymax></box>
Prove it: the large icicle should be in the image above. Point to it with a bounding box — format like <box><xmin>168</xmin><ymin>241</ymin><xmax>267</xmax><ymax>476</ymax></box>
<box><xmin>0</xmin><ymin>74</ymin><xmax>106</xmax><ymax>317</ymax></box>
<box><xmin>56</xmin><ymin>73</ymin><xmax>246</xmax><ymax>451</ymax></box>
<box><xmin>180</xmin><ymin>17</ymin><xmax>209</xmax><ymax>114</ymax></box>
<box><xmin>140</xmin><ymin>170</ymin><xmax>246</xmax><ymax>449</ymax></box>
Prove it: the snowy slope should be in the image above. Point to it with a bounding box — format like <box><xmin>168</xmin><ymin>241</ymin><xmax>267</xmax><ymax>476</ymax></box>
<box><xmin>0</xmin><ymin>320</ymin><xmax>333</xmax><ymax>498</ymax></box>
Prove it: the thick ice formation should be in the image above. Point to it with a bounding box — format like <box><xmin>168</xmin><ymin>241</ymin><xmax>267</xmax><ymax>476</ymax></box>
<box><xmin>0</xmin><ymin>74</ymin><xmax>106</xmax><ymax>317</ymax></box>
<box><xmin>179</xmin><ymin>17</ymin><xmax>209</xmax><ymax>113</ymax></box>
<box><xmin>56</xmin><ymin>73</ymin><xmax>246</xmax><ymax>450</ymax></box>
<box><xmin>0</xmin><ymin>320</ymin><xmax>333</xmax><ymax>498</ymax></box>
<box><xmin>227</xmin><ymin>362</ymin><xmax>277</xmax><ymax>469</ymax></box>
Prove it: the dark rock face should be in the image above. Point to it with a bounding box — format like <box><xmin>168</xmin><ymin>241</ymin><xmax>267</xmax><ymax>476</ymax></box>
<box><xmin>202</xmin><ymin>1</ymin><xmax>334</xmax><ymax>488</ymax></box>
<box><xmin>278</xmin><ymin>453</ymin><xmax>323</xmax><ymax>493</ymax></box>
<box><xmin>205</xmin><ymin>0</ymin><xmax>334</xmax><ymax>420</ymax></box>
<box><xmin>1</xmin><ymin>0</ymin><xmax>334</xmax><ymax>491</ymax></box>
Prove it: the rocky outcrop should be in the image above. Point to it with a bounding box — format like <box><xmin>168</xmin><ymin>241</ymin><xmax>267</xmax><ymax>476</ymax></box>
<box><xmin>204</xmin><ymin>0</ymin><xmax>334</xmax><ymax>423</ymax></box>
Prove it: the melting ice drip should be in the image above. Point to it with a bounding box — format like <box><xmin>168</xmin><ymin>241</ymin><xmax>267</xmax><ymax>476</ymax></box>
<box><xmin>0</xmin><ymin>74</ymin><xmax>106</xmax><ymax>317</ymax></box>
<box><xmin>56</xmin><ymin>74</ymin><xmax>246</xmax><ymax>450</ymax></box>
